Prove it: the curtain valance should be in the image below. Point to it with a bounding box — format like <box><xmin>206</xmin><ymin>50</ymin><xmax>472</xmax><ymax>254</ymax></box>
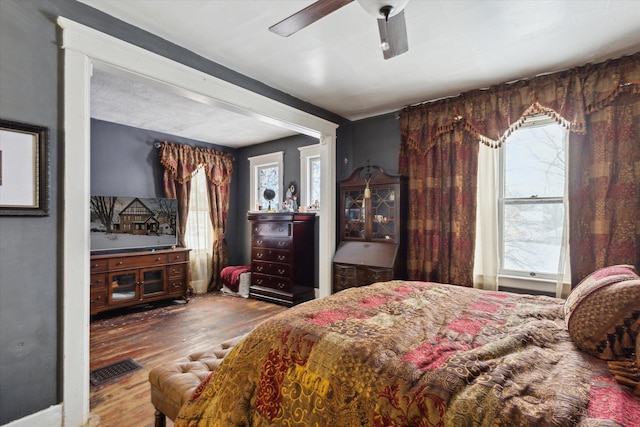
<box><xmin>160</xmin><ymin>141</ymin><xmax>234</xmax><ymax>185</ymax></box>
<box><xmin>400</xmin><ymin>52</ymin><xmax>640</xmax><ymax>153</ymax></box>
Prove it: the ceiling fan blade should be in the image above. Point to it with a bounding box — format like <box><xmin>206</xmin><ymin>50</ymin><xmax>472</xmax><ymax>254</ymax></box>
<box><xmin>377</xmin><ymin>9</ymin><xmax>408</xmax><ymax>59</ymax></box>
<box><xmin>269</xmin><ymin>0</ymin><xmax>354</xmax><ymax>37</ymax></box>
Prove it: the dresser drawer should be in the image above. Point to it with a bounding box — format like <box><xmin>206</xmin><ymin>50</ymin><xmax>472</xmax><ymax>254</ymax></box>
<box><xmin>252</xmin><ymin>248</ymin><xmax>291</xmax><ymax>263</ymax></box>
<box><xmin>251</xmin><ymin>222</ymin><xmax>291</xmax><ymax>237</ymax></box>
<box><xmin>252</xmin><ymin>261</ymin><xmax>290</xmax><ymax>278</ymax></box>
<box><xmin>108</xmin><ymin>253</ymin><xmax>168</xmax><ymax>270</ymax></box>
<box><xmin>90</xmin><ymin>259</ymin><xmax>108</xmax><ymax>273</ymax></box>
<box><xmin>90</xmin><ymin>273</ymin><xmax>107</xmax><ymax>290</ymax></box>
<box><xmin>167</xmin><ymin>264</ymin><xmax>186</xmax><ymax>278</ymax></box>
<box><xmin>167</xmin><ymin>278</ymin><xmax>186</xmax><ymax>294</ymax></box>
<box><xmin>252</xmin><ymin>237</ymin><xmax>292</xmax><ymax>249</ymax></box>
<box><xmin>251</xmin><ymin>273</ymin><xmax>291</xmax><ymax>292</ymax></box>
<box><xmin>90</xmin><ymin>289</ymin><xmax>107</xmax><ymax>310</ymax></box>
<box><xmin>167</xmin><ymin>251</ymin><xmax>188</xmax><ymax>263</ymax></box>
<box><xmin>366</xmin><ymin>267</ymin><xmax>393</xmax><ymax>283</ymax></box>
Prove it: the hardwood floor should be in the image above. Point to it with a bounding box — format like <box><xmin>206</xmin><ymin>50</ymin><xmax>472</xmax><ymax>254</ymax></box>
<box><xmin>89</xmin><ymin>292</ymin><xmax>287</xmax><ymax>427</ymax></box>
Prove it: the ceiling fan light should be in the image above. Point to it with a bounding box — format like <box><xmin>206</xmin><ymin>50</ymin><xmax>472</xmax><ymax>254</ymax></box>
<box><xmin>356</xmin><ymin>0</ymin><xmax>410</xmax><ymax>18</ymax></box>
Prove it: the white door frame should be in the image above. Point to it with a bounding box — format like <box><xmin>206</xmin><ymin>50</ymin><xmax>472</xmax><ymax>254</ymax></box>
<box><xmin>58</xmin><ymin>17</ymin><xmax>336</xmax><ymax>426</ymax></box>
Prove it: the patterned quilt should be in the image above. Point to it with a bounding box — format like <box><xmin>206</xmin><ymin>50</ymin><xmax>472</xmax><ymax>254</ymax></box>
<box><xmin>175</xmin><ymin>281</ymin><xmax>640</xmax><ymax>426</ymax></box>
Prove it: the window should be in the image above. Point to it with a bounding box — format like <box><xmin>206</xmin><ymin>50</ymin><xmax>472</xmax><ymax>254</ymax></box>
<box><xmin>298</xmin><ymin>144</ymin><xmax>321</xmax><ymax>211</ymax></box>
<box><xmin>184</xmin><ymin>167</ymin><xmax>214</xmax><ymax>294</ymax></box>
<box><xmin>498</xmin><ymin>116</ymin><xmax>568</xmax><ymax>283</ymax></box>
<box><xmin>249</xmin><ymin>151</ymin><xmax>283</xmax><ymax>211</ymax></box>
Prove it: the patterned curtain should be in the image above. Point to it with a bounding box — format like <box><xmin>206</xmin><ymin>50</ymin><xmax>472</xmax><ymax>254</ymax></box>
<box><xmin>202</xmin><ymin>150</ymin><xmax>234</xmax><ymax>290</ymax></box>
<box><xmin>399</xmin><ymin>52</ymin><xmax>640</xmax><ymax>287</ymax></box>
<box><xmin>160</xmin><ymin>142</ymin><xmax>234</xmax><ymax>290</ymax></box>
<box><xmin>568</xmin><ymin>89</ymin><xmax>640</xmax><ymax>284</ymax></box>
<box><xmin>160</xmin><ymin>142</ymin><xmax>199</xmax><ymax>247</ymax></box>
<box><xmin>399</xmin><ymin>124</ymin><xmax>478</xmax><ymax>286</ymax></box>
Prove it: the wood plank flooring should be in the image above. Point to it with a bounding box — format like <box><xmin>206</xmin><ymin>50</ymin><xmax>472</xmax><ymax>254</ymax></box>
<box><xmin>89</xmin><ymin>292</ymin><xmax>287</xmax><ymax>427</ymax></box>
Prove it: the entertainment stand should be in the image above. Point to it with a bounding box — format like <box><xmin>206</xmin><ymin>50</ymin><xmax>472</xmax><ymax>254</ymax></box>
<box><xmin>90</xmin><ymin>248</ymin><xmax>191</xmax><ymax>315</ymax></box>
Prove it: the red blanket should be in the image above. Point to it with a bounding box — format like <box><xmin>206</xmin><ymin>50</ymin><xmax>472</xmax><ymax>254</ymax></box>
<box><xmin>220</xmin><ymin>265</ymin><xmax>250</xmax><ymax>292</ymax></box>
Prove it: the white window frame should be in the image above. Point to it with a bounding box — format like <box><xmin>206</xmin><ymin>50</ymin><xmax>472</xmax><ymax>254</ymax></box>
<box><xmin>298</xmin><ymin>144</ymin><xmax>321</xmax><ymax>213</ymax></box>
<box><xmin>497</xmin><ymin>115</ymin><xmax>569</xmax><ymax>294</ymax></box>
<box><xmin>249</xmin><ymin>151</ymin><xmax>284</xmax><ymax>212</ymax></box>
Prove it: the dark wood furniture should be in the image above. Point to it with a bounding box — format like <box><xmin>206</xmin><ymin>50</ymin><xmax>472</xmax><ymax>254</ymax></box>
<box><xmin>333</xmin><ymin>164</ymin><xmax>407</xmax><ymax>293</ymax></box>
<box><xmin>89</xmin><ymin>248</ymin><xmax>191</xmax><ymax>315</ymax></box>
<box><xmin>248</xmin><ymin>212</ymin><xmax>316</xmax><ymax>306</ymax></box>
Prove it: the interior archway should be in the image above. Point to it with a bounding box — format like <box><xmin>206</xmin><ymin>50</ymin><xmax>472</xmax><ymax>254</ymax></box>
<box><xmin>59</xmin><ymin>17</ymin><xmax>336</xmax><ymax>425</ymax></box>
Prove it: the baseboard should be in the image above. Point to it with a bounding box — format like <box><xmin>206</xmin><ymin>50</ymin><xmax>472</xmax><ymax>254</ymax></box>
<box><xmin>2</xmin><ymin>405</ymin><xmax>62</xmax><ymax>427</ymax></box>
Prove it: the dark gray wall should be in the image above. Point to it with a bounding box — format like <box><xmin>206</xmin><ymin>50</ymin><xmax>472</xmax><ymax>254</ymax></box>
<box><xmin>90</xmin><ymin>119</ymin><xmax>245</xmax><ymax>263</ymax></box>
<box><xmin>0</xmin><ymin>1</ymin><xmax>60</xmax><ymax>423</ymax></box>
<box><xmin>0</xmin><ymin>0</ymin><xmax>353</xmax><ymax>423</ymax></box>
<box><xmin>351</xmin><ymin>112</ymin><xmax>402</xmax><ymax>176</ymax></box>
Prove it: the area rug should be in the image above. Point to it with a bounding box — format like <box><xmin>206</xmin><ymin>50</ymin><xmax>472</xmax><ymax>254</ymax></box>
<box><xmin>90</xmin><ymin>358</ymin><xmax>142</xmax><ymax>386</ymax></box>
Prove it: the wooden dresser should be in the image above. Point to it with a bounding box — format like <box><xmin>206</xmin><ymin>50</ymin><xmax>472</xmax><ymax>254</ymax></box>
<box><xmin>248</xmin><ymin>212</ymin><xmax>316</xmax><ymax>306</ymax></box>
<box><xmin>89</xmin><ymin>248</ymin><xmax>191</xmax><ymax>315</ymax></box>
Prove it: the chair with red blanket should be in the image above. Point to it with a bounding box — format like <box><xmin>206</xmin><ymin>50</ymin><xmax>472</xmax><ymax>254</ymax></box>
<box><xmin>220</xmin><ymin>265</ymin><xmax>251</xmax><ymax>297</ymax></box>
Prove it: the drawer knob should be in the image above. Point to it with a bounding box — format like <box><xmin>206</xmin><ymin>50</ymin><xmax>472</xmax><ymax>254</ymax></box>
<box><xmin>156</xmin><ymin>257</ymin><xmax>162</xmax><ymax>261</ymax></box>
<box><xmin>257</xmin><ymin>240</ymin><xmax>263</xmax><ymax>245</ymax></box>
<box><xmin>117</xmin><ymin>261</ymin><xmax>123</xmax><ymax>265</ymax></box>
<box><xmin>278</xmin><ymin>269</ymin><xmax>285</xmax><ymax>275</ymax></box>
<box><xmin>256</xmin><ymin>279</ymin><xmax>263</xmax><ymax>285</ymax></box>
<box><xmin>256</xmin><ymin>266</ymin><xmax>263</xmax><ymax>272</ymax></box>
<box><xmin>278</xmin><ymin>283</ymin><xmax>285</xmax><ymax>289</ymax></box>
<box><xmin>257</xmin><ymin>253</ymin><xmax>263</xmax><ymax>258</ymax></box>
<box><xmin>278</xmin><ymin>241</ymin><xmax>285</xmax><ymax>247</ymax></box>
<box><xmin>277</xmin><ymin>255</ymin><xmax>285</xmax><ymax>261</ymax></box>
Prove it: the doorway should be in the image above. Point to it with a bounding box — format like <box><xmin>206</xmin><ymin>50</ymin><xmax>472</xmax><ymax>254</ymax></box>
<box><xmin>59</xmin><ymin>16</ymin><xmax>336</xmax><ymax>426</ymax></box>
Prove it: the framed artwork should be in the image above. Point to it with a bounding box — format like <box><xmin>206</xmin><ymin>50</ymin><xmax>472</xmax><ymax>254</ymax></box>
<box><xmin>0</xmin><ymin>119</ymin><xmax>49</xmax><ymax>216</ymax></box>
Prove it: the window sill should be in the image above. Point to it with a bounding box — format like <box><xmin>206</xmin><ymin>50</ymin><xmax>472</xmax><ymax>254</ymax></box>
<box><xmin>497</xmin><ymin>275</ymin><xmax>563</xmax><ymax>296</ymax></box>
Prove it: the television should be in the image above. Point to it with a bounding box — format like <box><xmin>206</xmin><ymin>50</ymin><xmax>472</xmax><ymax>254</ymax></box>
<box><xmin>90</xmin><ymin>195</ymin><xmax>178</xmax><ymax>253</ymax></box>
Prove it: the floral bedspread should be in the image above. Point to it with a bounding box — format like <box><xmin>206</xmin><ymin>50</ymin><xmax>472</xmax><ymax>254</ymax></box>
<box><xmin>175</xmin><ymin>281</ymin><xmax>640</xmax><ymax>427</ymax></box>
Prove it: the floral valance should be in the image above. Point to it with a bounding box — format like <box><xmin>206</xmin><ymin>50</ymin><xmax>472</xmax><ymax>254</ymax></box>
<box><xmin>160</xmin><ymin>141</ymin><xmax>233</xmax><ymax>185</ymax></box>
<box><xmin>400</xmin><ymin>52</ymin><xmax>640</xmax><ymax>153</ymax></box>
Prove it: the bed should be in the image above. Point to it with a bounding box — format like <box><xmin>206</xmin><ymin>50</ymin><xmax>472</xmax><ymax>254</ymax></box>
<box><xmin>175</xmin><ymin>266</ymin><xmax>640</xmax><ymax>426</ymax></box>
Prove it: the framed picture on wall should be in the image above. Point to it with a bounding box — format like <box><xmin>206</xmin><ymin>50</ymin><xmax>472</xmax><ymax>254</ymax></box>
<box><xmin>0</xmin><ymin>119</ymin><xmax>49</xmax><ymax>216</ymax></box>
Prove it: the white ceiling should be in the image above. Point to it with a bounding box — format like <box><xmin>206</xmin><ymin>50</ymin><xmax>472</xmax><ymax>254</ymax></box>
<box><xmin>91</xmin><ymin>69</ymin><xmax>299</xmax><ymax>147</ymax></box>
<box><xmin>81</xmin><ymin>0</ymin><xmax>640</xmax><ymax>147</ymax></box>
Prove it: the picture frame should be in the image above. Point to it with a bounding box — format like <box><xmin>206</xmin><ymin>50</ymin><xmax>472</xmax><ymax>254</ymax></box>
<box><xmin>0</xmin><ymin>119</ymin><xmax>49</xmax><ymax>216</ymax></box>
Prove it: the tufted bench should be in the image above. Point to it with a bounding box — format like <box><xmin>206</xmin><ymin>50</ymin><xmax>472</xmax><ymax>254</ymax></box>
<box><xmin>148</xmin><ymin>334</ymin><xmax>245</xmax><ymax>427</ymax></box>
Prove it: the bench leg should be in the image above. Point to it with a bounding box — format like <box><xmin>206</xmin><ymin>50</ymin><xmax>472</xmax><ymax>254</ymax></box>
<box><xmin>154</xmin><ymin>409</ymin><xmax>167</xmax><ymax>427</ymax></box>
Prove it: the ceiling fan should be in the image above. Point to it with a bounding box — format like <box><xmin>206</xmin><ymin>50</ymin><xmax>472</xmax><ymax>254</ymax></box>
<box><xmin>269</xmin><ymin>0</ymin><xmax>410</xmax><ymax>60</ymax></box>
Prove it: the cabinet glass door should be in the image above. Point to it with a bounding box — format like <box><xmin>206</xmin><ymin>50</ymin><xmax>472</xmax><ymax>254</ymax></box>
<box><xmin>372</xmin><ymin>188</ymin><xmax>396</xmax><ymax>241</ymax></box>
<box><xmin>109</xmin><ymin>271</ymin><xmax>139</xmax><ymax>304</ymax></box>
<box><xmin>141</xmin><ymin>268</ymin><xmax>165</xmax><ymax>296</ymax></box>
<box><xmin>343</xmin><ymin>189</ymin><xmax>365</xmax><ymax>239</ymax></box>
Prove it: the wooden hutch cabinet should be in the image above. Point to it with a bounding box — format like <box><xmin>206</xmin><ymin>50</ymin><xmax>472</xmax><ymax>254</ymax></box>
<box><xmin>248</xmin><ymin>212</ymin><xmax>316</xmax><ymax>306</ymax></box>
<box><xmin>89</xmin><ymin>248</ymin><xmax>190</xmax><ymax>314</ymax></box>
<box><xmin>333</xmin><ymin>164</ymin><xmax>407</xmax><ymax>293</ymax></box>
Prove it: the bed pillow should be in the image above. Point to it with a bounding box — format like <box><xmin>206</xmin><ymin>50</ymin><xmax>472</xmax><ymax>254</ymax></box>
<box><xmin>564</xmin><ymin>265</ymin><xmax>640</xmax><ymax>360</ymax></box>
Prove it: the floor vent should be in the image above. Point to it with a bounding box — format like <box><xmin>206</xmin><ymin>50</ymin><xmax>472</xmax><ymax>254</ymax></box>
<box><xmin>90</xmin><ymin>358</ymin><xmax>142</xmax><ymax>386</ymax></box>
